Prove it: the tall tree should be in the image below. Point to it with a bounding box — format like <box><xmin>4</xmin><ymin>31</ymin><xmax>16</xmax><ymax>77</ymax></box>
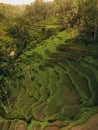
<box><xmin>79</xmin><ymin>0</ymin><xmax>98</xmax><ymax>42</ymax></box>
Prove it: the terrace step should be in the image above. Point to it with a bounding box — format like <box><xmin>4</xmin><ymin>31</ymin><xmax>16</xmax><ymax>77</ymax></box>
<box><xmin>2</xmin><ymin>121</ymin><xmax>11</xmax><ymax>130</ymax></box>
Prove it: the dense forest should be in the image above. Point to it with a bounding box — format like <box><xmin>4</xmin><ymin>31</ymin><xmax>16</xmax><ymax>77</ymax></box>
<box><xmin>0</xmin><ymin>0</ymin><xmax>98</xmax><ymax>130</ymax></box>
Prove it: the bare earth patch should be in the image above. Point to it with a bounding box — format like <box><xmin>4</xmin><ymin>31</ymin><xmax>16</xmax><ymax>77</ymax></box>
<box><xmin>33</xmin><ymin>124</ymin><xmax>41</xmax><ymax>130</ymax></box>
<box><xmin>16</xmin><ymin>124</ymin><xmax>26</xmax><ymax>130</ymax></box>
<box><xmin>69</xmin><ymin>114</ymin><xmax>98</xmax><ymax>130</ymax></box>
<box><xmin>44</xmin><ymin>126</ymin><xmax>58</xmax><ymax>130</ymax></box>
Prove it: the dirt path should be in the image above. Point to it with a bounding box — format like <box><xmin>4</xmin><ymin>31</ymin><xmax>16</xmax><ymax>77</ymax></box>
<box><xmin>69</xmin><ymin>114</ymin><xmax>98</xmax><ymax>130</ymax></box>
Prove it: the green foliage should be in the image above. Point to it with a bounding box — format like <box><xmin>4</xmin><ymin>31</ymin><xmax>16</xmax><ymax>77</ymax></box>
<box><xmin>0</xmin><ymin>1</ymin><xmax>98</xmax><ymax>130</ymax></box>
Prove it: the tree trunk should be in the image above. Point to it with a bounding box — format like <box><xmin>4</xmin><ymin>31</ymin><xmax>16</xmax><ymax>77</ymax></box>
<box><xmin>94</xmin><ymin>22</ymin><xmax>97</xmax><ymax>41</ymax></box>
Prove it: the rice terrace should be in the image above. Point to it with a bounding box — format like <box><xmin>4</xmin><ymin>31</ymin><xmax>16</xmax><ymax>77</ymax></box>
<box><xmin>0</xmin><ymin>0</ymin><xmax>98</xmax><ymax>130</ymax></box>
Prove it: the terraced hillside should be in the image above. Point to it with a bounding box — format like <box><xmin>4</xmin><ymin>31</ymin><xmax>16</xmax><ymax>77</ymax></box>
<box><xmin>0</xmin><ymin>30</ymin><xmax>98</xmax><ymax>130</ymax></box>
